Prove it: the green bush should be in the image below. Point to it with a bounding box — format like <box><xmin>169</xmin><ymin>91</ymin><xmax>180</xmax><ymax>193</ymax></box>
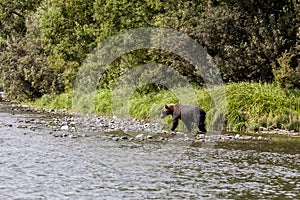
<box><xmin>273</xmin><ymin>51</ymin><xmax>300</xmax><ymax>89</ymax></box>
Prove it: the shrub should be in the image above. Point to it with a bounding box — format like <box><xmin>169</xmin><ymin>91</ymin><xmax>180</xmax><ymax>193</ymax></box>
<box><xmin>273</xmin><ymin>50</ymin><xmax>300</xmax><ymax>89</ymax></box>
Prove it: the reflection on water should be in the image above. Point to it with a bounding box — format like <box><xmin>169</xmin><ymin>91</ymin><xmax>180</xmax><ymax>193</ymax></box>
<box><xmin>0</xmin><ymin>104</ymin><xmax>299</xmax><ymax>199</ymax></box>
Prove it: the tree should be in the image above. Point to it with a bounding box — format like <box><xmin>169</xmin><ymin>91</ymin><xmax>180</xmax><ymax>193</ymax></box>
<box><xmin>155</xmin><ymin>0</ymin><xmax>299</xmax><ymax>83</ymax></box>
<box><xmin>0</xmin><ymin>0</ymin><xmax>43</xmax><ymax>37</ymax></box>
<box><xmin>0</xmin><ymin>12</ymin><xmax>61</xmax><ymax>101</ymax></box>
<box><xmin>40</xmin><ymin>0</ymin><xmax>97</xmax><ymax>90</ymax></box>
<box><xmin>0</xmin><ymin>0</ymin><xmax>59</xmax><ymax>101</ymax></box>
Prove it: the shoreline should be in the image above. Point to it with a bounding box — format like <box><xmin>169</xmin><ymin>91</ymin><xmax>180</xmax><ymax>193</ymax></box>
<box><xmin>1</xmin><ymin>102</ymin><xmax>299</xmax><ymax>142</ymax></box>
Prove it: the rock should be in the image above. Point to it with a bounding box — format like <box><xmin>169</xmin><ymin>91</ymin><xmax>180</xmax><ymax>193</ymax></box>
<box><xmin>17</xmin><ymin>125</ymin><xmax>28</xmax><ymax>129</ymax></box>
<box><xmin>121</xmin><ymin>136</ymin><xmax>128</xmax><ymax>140</ymax></box>
<box><xmin>146</xmin><ymin>135</ymin><xmax>152</xmax><ymax>140</ymax></box>
<box><xmin>234</xmin><ymin>134</ymin><xmax>240</xmax><ymax>139</ymax></box>
<box><xmin>158</xmin><ymin>137</ymin><xmax>165</xmax><ymax>141</ymax></box>
<box><xmin>30</xmin><ymin>126</ymin><xmax>37</xmax><ymax>131</ymax></box>
<box><xmin>226</xmin><ymin>135</ymin><xmax>233</xmax><ymax>140</ymax></box>
<box><xmin>60</xmin><ymin>125</ymin><xmax>69</xmax><ymax>131</ymax></box>
<box><xmin>257</xmin><ymin>136</ymin><xmax>263</xmax><ymax>140</ymax></box>
<box><xmin>193</xmin><ymin>139</ymin><xmax>204</xmax><ymax>143</ymax></box>
<box><xmin>241</xmin><ymin>136</ymin><xmax>252</xmax><ymax>140</ymax></box>
<box><xmin>135</xmin><ymin>134</ymin><xmax>144</xmax><ymax>140</ymax></box>
<box><xmin>196</xmin><ymin>134</ymin><xmax>205</xmax><ymax>140</ymax></box>
<box><xmin>112</xmin><ymin>137</ymin><xmax>119</xmax><ymax>141</ymax></box>
<box><xmin>62</xmin><ymin>133</ymin><xmax>68</xmax><ymax>137</ymax></box>
<box><xmin>68</xmin><ymin>134</ymin><xmax>78</xmax><ymax>139</ymax></box>
<box><xmin>259</xmin><ymin>127</ymin><xmax>268</xmax><ymax>131</ymax></box>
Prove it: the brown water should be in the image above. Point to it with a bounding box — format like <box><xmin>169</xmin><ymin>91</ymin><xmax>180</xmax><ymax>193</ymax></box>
<box><xmin>0</xmin><ymin>104</ymin><xmax>299</xmax><ymax>199</ymax></box>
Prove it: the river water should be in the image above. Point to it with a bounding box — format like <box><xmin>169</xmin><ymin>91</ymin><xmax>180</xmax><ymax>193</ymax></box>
<box><xmin>0</xmin><ymin>103</ymin><xmax>299</xmax><ymax>199</ymax></box>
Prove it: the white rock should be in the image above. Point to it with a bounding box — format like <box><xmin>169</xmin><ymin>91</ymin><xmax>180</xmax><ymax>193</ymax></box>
<box><xmin>257</xmin><ymin>136</ymin><xmax>263</xmax><ymax>140</ymax></box>
<box><xmin>60</xmin><ymin>125</ymin><xmax>69</xmax><ymax>131</ymax></box>
<box><xmin>234</xmin><ymin>134</ymin><xmax>240</xmax><ymax>139</ymax></box>
<box><xmin>146</xmin><ymin>135</ymin><xmax>153</xmax><ymax>139</ymax></box>
<box><xmin>136</xmin><ymin>134</ymin><xmax>144</xmax><ymax>139</ymax></box>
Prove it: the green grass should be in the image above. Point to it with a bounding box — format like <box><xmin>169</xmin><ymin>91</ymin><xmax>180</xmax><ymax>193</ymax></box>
<box><xmin>29</xmin><ymin>92</ymin><xmax>73</xmax><ymax>111</ymax></box>
<box><xmin>28</xmin><ymin>82</ymin><xmax>300</xmax><ymax>132</ymax></box>
<box><xmin>225</xmin><ymin>82</ymin><xmax>300</xmax><ymax>132</ymax></box>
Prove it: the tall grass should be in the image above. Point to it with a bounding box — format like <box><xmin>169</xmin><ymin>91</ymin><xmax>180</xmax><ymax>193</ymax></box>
<box><xmin>29</xmin><ymin>82</ymin><xmax>300</xmax><ymax>132</ymax></box>
<box><xmin>30</xmin><ymin>92</ymin><xmax>73</xmax><ymax>111</ymax></box>
<box><xmin>225</xmin><ymin>82</ymin><xmax>300</xmax><ymax>131</ymax></box>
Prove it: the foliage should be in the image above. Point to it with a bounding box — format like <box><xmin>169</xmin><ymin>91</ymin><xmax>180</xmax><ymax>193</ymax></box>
<box><xmin>225</xmin><ymin>82</ymin><xmax>300</xmax><ymax>132</ymax></box>
<box><xmin>31</xmin><ymin>91</ymin><xmax>73</xmax><ymax>110</ymax></box>
<box><xmin>0</xmin><ymin>0</ymin><xmax>43</xmax><ymax>37</ymax></box>
<box><xmin>0</xmin><ymin>12</ymin><xmax>61</xmax><ymax>101</ymax></box>
<box><xmin>0</xmin><ymin>0</ymin><xmax>299</xmax><ymax>133</ymax></box>
<box><xmin>157</xmin><ymin>0</ymin><xmax>299</xmax><ymax>82</ymax></box>
<box><xmin>1</xmin><ymin>0</ymin><xmax>299</xmax><ymax>97</ymax></box>
<box><xmin>273</xmin><ymin>50</ymin><xmax>300</xmax><ymax>89</ymax></box>
<box><xmin>39</xmin><ymin>0</ymin><xmax>97</xmax><ymax>90</ymax></box>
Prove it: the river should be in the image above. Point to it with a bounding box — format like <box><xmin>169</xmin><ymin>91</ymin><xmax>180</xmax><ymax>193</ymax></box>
<box><xmin>0</xmin><ymin>103</ymin><xmax>299</xmax><ymax>199</ymax></box>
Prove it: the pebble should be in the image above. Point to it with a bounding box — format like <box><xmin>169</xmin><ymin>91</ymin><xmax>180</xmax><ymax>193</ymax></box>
<box><xmin>62</xmin><ymin>133</ymin><xmax>68</xmax><ymax>137</ymax></box>
<box><xmin>158</xmin><ymin>137</ymin><xmax>165</xmax><ymax>141</ymax></box>
<box><xmin>136</xmin><ymin>134</ymin><xmax>144</xmax><ymax>140</ymax></box>
<box><xmin>146</xmin><ymin>135</ymin><xmax>153</xmax><ymax>140</ymax></box>
<box><xmin>121</xmin><ymin>136</ymin><xmax>128</xmax><ymax>140</ymax></box>
<box><xmin>234</xmin><ymin>134</ymin><xmax>240</xmax><ymax>139</ymax></box>
<box><xmin>30</xmin><ymin>126</ymin><xmax>37</xmax><ymax>131</ymax></box>
<box><xmin>195</xmin><ymin>134</ymin><xmax>205</xmax><ymax>140</ymax></box>
<box><xmin>257</xmin><ymin>136</ymin><xmax>263</xmax><ymax>140</ymax></box>
<box><xmin>68</xmin><ymin>134</ymin><xmax>78</xmax><ymax>139</ymax></box>
<box><xmin>60</xmin><ymin>125</ymin><xmax>69</xmax><ymax>131</ymax></box>
<box><xmin>17</xmin><ymin>125</ymin><xmax>28</xmax><ymax>129</ymax></box>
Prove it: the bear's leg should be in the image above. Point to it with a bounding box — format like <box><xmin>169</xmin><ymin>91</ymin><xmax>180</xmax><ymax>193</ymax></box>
<box><xmin>198</xmin><ymin>123</ymin><xmax>207</xmax><ymax>133</ymax></box>
<box><xmin>198</xmin><ymin>115</ymin><xmax>207</xmax><ymax>132</ymax></box>
<box><xmin>183</xmin><ymin>120</ymin><xmax>192</xmax><ymax>132</ymax></box>
<box><xmin>171</xmin><ymin>119</ymin><xmax>179</xmax><ymax>131</ymax></box>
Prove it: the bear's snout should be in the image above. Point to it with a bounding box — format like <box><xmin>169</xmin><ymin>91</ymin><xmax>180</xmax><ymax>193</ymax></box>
<box><xmin>161</xmin><ymin>112</ymin><xmax>166</xmax><ymax>118</ymax></box>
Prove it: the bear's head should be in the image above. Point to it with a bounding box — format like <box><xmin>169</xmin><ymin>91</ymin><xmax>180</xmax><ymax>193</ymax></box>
<box><xmin>160</xmin><ymin>104</ymin><xmax>175</xmax><ymax>118</ymax></box>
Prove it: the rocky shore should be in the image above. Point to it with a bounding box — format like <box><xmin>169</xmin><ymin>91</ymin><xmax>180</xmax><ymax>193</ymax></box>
<box><xmin>4</xmin><ymin>103</ymin><xmax>300</xmax><ymax>143</ymax></box>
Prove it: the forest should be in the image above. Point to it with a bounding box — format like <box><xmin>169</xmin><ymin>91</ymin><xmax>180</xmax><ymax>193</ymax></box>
<box><xmin>0</xmin><ymin>0</ymin><xmax>299</xmax><ymax>132</ymax></box>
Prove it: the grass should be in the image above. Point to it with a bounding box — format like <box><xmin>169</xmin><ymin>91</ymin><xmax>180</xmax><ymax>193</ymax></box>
<box><xmin>225</xmin><ymin>82</ymin><xmax>300</xmax><ymax>131</ymax></box>
<box><xmin>29</xmin><ymin>92</ymin><xmax>73</xmax><ymax>111</ymax></box>
<box><xmin>28</xmin><ymin>82</ymin><xmax>300</xmax><ymax>133</ymax></box>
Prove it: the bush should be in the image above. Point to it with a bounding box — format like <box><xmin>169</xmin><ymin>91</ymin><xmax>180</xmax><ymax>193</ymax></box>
<box><xmin>0</xmin><ymin>13</ymin><xmax>62</xmax><ymax>102</ymax></box>
<box><xmin>273</xmin><ymin>50</ymin><xmax>300</xmax><ymax>89</ymax></box>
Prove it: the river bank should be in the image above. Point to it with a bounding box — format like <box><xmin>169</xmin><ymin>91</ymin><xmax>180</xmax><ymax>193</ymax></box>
<box><xmin>22</xmin><ymin>82</ymin><xmax>300</xmax><ymax>135</ymax></box>
<box><xmin>3</xmin><ymin>102</ymin><xmax>299</xmax><ymax>144</ymax></box>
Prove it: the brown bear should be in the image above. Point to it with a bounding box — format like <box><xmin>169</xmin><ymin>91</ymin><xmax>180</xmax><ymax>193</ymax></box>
<box><xmin>161</xmin><ymin>103</ymin><xmax>207</xmax><ymax>132</ymax></box>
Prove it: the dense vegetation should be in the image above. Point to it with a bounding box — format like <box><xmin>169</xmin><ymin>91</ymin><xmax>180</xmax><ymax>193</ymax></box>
<box><xmin>0</xmin><ymin>0</ymin><xmax>299</xmax><ymax>132</ymax></box>
<box><xmin>31</xmin><ymin>82</ymin><xmax>300</xmax><ymax>132</ymax></box>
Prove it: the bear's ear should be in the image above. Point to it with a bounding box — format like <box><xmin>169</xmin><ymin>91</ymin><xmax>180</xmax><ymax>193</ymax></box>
<box><xmin>164</xmin><ymin>105</ymin><xmax>169</xmax><ymax>109</ymax></box>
